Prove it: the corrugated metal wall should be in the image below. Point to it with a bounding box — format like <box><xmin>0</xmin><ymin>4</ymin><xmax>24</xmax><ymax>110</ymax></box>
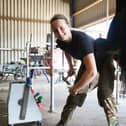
<box><xmin>0</xmin><ymin>0</ymin><xmax>70</xmax><ymax>64</ymax></box>
<box><xmin>72</xmin><ymin>0</ymin><xmax>116</xmax><ymax>28</ymax></box>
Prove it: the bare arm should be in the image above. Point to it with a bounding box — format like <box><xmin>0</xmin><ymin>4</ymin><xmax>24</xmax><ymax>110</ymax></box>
<box><xmin>70</xmin><ymin>53</ymin><xmax>98</xmax><ymax>95</ymax></box>
<box><xmin>65</xmin><ymin>51</ymin><xmax>75</xmax><ymax>76</ymax></box>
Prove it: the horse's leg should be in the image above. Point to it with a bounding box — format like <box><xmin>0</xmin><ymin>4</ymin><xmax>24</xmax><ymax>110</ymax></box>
<box><xmin>98</xmin><ymin>56</ymin><xmax>119</xmax><ymax>126</ymax></box>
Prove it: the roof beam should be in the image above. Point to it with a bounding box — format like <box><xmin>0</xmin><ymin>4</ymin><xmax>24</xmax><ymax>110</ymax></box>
<box><xmin>73</xmin><ymin>0</ymin><xmax>103</xmax><ymax>16</ymax></box>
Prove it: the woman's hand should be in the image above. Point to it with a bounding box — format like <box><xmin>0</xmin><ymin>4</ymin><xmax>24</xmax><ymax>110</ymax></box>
<box><xmin>68</xmin><ymin>85</ymin><xmax>78</xmax><ymax>96</ymax></box>
<box><xmin>68</xmin><ymin>68</ymin><xmax>75</xmax><ymax>76</ymax></box>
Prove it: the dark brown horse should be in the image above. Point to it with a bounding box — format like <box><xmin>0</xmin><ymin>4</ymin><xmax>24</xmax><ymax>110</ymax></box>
<box><xmin>107</xmin><ymin>0</ymin><xmax>126</xmax><ymax>95</ymax></box>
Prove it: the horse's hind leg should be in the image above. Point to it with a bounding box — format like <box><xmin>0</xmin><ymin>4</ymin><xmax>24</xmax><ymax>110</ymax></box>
<box><xmin>98</xmin><ymin>56</ymin><xmax>119</xmax><ymax>126</ymax></box>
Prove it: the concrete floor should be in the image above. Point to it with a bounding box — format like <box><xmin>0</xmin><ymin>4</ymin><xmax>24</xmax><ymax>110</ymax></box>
<box><xmin>0</xmin><ymin>75</ymin><xmax>126</xmax><ymax>126</ymax></box>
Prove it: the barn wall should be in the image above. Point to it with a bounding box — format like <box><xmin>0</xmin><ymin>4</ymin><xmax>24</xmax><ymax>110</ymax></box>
<box><xmin>0</xmin><ymin>0</ymin><xmax>70</xmax><ymax>64</ymax></box>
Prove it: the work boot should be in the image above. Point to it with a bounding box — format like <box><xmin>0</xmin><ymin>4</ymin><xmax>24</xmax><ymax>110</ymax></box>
<box><xmin>56</xmin><ymin>120</ymin><xmax>65</xmax><ymax>126</ymax></box>
<box><xmin>104</xmin><ymin>96</ymin><xmax>119</xmax><ymax>126</ymax></box>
